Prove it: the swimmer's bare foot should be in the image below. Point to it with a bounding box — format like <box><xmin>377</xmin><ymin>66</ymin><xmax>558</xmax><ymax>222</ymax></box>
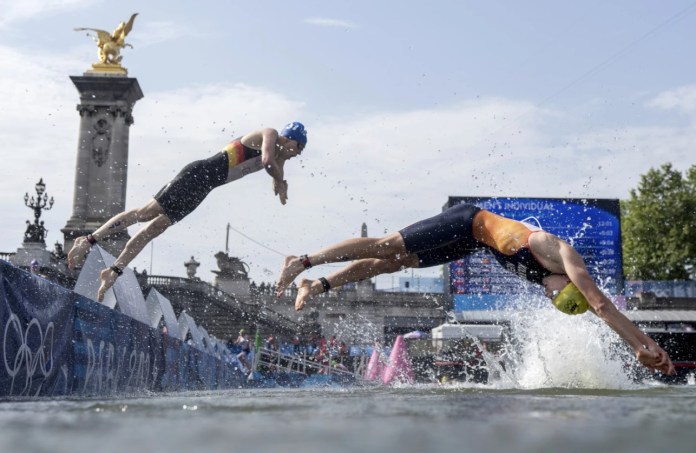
<box><xmin>294</xmin><ymin>278</ymin><xmax>326</xmax><ymax>311</ymax></box>
<box><xmin>97</xmin><ymin>267</ymin><xmax>119</xmax><ymax>302</ymax></box>
<box><xmin>67</xmin><ymin>236</ymin><xmax>92</xmax><ymax>270</ymax></box>
<box><xmin>275</xmin><ymin>255</ymin><xmax>306</xmax><ymax>297</ymax></box>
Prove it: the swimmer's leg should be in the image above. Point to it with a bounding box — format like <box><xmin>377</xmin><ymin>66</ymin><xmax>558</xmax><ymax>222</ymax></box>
<box><xmin>97</xmin><ymin>213</ymin><xmax>172</xmax><ymax>301</ymax></box>
<box><xmin>276</xmin><ymin>232</ymin><xmax>407</xmax><ymax>296</ymax></box>
<box><xmin>294</xmin><ymin>255</ymin><xmax>417</xmax><ymax>310</ymax></box>
<box><xmin>68</xmin><ymin>199</ymin><xmax>164</xmax><ymax>269</ymax></box>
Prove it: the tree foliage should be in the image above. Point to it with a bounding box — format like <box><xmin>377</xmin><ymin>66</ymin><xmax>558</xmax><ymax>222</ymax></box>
<box><xmin>621</xmin><ymin>163</ymin><xmax>696</xmax><ymax>280</ymax></box>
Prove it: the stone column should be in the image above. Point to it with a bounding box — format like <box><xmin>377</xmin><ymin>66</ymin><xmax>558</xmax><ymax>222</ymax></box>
<box><xmin>61</xmin><ymin>74</ymin><xmax>143</xmax><ymax>258</ymax></box>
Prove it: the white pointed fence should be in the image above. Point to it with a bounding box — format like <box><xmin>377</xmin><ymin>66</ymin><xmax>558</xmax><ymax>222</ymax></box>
<box><xmin>0</xmin><ymin>247</ymin><xmax>247</xmax><ymax>398</ymax></box>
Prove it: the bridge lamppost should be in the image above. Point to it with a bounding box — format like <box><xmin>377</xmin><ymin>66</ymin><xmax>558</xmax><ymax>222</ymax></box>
<box><xmin>23</xmin><ymin>178</ymin><xmax>54</xmax><ymax>244</ymax></box>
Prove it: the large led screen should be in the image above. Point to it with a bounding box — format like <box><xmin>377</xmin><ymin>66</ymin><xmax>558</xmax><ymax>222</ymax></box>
<box><xmin>445</xmin><ymin>196</ymin><xmax>623</xmax><ymax>311</ymax></box>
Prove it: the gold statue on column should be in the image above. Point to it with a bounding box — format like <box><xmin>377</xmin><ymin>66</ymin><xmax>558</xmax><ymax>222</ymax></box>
<box><xmin>75</xmin><ymin>13</ymin><xmax>138</xmax><ymax>74</ymax></box>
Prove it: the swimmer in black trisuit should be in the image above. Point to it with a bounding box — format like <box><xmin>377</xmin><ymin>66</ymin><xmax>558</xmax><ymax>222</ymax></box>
<box><xmin>276</xmin><ymin>203</ymin><xmax>674</xmax><ymax>375</ymax></box>
<box><xmin>68</xmin><ymin>122</ymin><xmax>308</xmax><ymax>302</ymax></box>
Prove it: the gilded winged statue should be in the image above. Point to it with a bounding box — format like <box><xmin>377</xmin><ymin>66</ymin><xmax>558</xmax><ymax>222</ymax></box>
<box><xmin>75</xmin><ymin>13</ymin><xmax>138</xmax><ymax>66</ymax></box>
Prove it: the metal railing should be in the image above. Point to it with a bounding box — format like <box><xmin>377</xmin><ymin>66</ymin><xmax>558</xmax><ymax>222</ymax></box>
<box><xmin>0</xmin><ymin>252</ymin><xmax>16</xmax><ymax>262</ymax></box>
<box><xmin>142</xmin><ymin>274</ymin><xmax>301</xmax><ymax>330</ymax></box>
<box><xmin>253</xmin><ymin>347</ymin><xmax>360</xmax><ymax>378</ymax></box>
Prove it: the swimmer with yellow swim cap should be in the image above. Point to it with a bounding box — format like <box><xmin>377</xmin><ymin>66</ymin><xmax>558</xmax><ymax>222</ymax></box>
<box><xmin>276</xmin><ymin>203</ymin><xmax>675</xmax><ymax>376</ymax></box>
<box><xmin>551</xmin><ymin>281</ymin><xmax>589</xmax><ymax>315</ymax></box>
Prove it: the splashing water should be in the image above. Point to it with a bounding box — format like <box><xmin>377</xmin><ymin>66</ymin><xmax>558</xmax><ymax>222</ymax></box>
<box><xmin>326</xmin><ymin>289</ymin><xmax>642</xmax><ymax>390</ymax></box>
<box><xmin>499</xmin><ymin>304</ymin><xmax>638</xmax><ymax>390</ymax></box>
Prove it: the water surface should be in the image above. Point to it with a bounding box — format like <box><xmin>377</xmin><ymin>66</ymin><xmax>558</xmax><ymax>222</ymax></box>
<box><xmin>2</xmin><ymin>383</ymin><xmax>695</xmax><ymax>453</ymax></box>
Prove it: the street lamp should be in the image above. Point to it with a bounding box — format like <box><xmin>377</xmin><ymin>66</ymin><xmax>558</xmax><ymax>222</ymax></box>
<box><xmin>23</xmin><ymin>177</ymin><xmax>54</xmax><ymax>243</ymax></box>
<box><xmin>35</xmin><ymin>178</ymin><xmax>46</xmax><ymax>196</ymax></box>
<box><xmin>185</xmin><ymin>256</ymin><xmax>200</xmax><ymax>279</ymax></box>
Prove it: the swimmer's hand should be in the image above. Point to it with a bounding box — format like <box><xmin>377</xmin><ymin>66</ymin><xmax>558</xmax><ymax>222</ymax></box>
<box><xmin>636</xmin><ymin>342</ymin><xmax>675</xmax><ymax>375</ymax></box>
<box><xmin>274</xmin><ymin>179</ymin><xmax>288</xmax><ymax>205</ymax></box>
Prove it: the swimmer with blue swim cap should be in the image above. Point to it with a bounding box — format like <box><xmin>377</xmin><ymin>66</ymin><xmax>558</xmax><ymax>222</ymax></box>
<box><xmin>279</xmin><ymin>122</ymin><xmax>308</xmax><ymax>148</ymax></box>
<box><xmin>277</xmin><ymin>203</ymin><xmax>675</xmax><ymax>376</ymax></box>
<box><xmin>67</xmin><ymin>121</ymin><xmax>308</xmax><ymax>304</ymax></box>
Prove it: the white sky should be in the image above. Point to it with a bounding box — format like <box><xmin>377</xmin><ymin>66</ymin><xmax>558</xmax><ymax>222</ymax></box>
<box><xmin>1</xmin><ymin>0</ymin><xmax>695</xmax><ymax>289</ymax></box>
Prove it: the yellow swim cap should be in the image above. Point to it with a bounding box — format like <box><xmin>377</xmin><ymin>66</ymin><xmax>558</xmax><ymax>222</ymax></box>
<box><xmin>552</xmin><ymin>282</ymin><xmax>589</xmax><ymax>315</ymax></box>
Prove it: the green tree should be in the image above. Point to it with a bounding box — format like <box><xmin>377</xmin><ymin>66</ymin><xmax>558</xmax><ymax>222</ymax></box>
<box><xmin>621</xmin><ymin>163</ymin><xmax>696</xmax><ymax>280</ymax></box>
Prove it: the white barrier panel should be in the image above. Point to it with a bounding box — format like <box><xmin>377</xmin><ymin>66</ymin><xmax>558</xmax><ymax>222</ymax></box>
<box><xmin>199</xmin><ymin>327</ymin><xmax>228</xmax><ymax>358</ymax></box>
<box><xmin>145</xmin><ymin>288</ymin><xmax>183</xmax><ymax>340</ymax></box>
<box><xmin>179</xmin><ymin>311</ymin><xmax>206</xmax><ymax>352</ymax></box>
<box><xmin>215</xmin><ymin>339</ymin><xmax>229</xmax><ymax>359</ymax></box>
<box><xmin>0</xmin><ymin>259</ymin><xmax>248</xmax><ymax>397</ymax></box>
<box><xmin>74</xmin><ymin>246</ymin><xmax>114</xmax><ymax>308</ymax></box>
<box><xmin>74</xmin><ymin>246</ymin><xmax>149</xmax><ymax>325</ymax></box>
<box><xmin>178</xmin><ymin>312</ymin><xmax>190</xmax><ymax>341</ymax></box>
<box><xmin>144</xmin><ymin>289</ymin><xmax>163</xmax><ymax>329</ymax></box>
<box><xmin>200</xmin><ymin>326</ymin><xmax>215</xmax><ymax>354</ymax></box>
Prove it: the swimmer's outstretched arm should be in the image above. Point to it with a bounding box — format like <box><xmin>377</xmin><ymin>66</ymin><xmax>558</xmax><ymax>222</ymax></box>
<box><xmin>561</xmin><ymin>243</ymin><xmax>674</xmax><ymax>375</ymax></box>
<box><xmin>534</xmin><ymin>233</ymin><xmax>675</xmax><ymax>375</ymax></box>
<box><xmin>258</xmin><ymin>128</ymin><xmax>288</xmax><ymax>205</ymax></box>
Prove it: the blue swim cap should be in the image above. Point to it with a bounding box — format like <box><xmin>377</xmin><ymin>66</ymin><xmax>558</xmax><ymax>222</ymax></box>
<box><xmin>280</xmin><ymin>122</ymin><xmax>307</xmax><ymax>146</ymax></box>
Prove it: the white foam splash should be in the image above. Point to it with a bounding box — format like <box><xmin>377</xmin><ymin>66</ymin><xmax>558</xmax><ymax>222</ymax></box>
<box><xmin>327</xmin><ymin>291</ymin><xmax>645</xmax><ymax>390</ymax></box>
<box><xmin>498</xmin><ymin>305</ymin><xmax>638</xmax><ymax>390</ymax></box>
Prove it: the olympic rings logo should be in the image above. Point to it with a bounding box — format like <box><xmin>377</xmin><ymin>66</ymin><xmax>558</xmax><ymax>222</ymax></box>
<box><xmin>3</xmin><ymin>312</ymin><xmax>55</xmax><ymax>396</ymax></box>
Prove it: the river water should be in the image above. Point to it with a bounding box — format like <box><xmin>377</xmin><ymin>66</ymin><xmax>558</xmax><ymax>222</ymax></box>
<box><xmin>3</xmin><ymin>307</ymin><xmax>695</xmax><ymax>452</ymax></box>
<box><xmin>2</xmin><ymin>383</ymin><xmax>696</xmax><ymax>453</ymax></box>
